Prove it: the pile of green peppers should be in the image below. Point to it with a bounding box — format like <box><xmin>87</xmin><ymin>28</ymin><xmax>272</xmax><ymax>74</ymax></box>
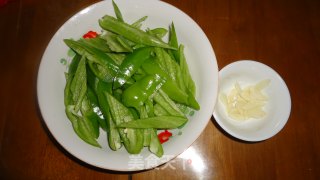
<box><xmin>63</xmin><ymin>1</ymin><xmax>199</xmax><ymax>157</ymax></box>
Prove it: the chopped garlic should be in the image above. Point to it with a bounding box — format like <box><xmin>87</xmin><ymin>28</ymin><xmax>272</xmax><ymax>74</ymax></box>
<box><xmin>220</xmin><ymin>79</ymin><xmax>270</xmax><ymax>121</ymax></box>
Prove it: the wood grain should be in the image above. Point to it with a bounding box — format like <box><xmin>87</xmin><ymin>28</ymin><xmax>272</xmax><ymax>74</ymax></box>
<box><xmin>1</xmin><ymin>0</ymin><xmax>320</xmax><ymax>179</ymax></box>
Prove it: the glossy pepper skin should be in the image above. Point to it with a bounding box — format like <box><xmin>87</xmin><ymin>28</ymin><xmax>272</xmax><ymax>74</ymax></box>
<box><xmin>113</xmin><ymin>47</ymin><xmax>152</xmax><ymax>89</ymax></box>
<box><xmin>122</xmin><ymin>74</ymin><xmax>165</xmax><ymax>109</ymax></box>
<box><xmin>86</xmin><ymin>86</ymin><xmax>107</xmax><ymax>131</ymax></box>
<box><xmin>141</xmin><ymin>59</ymin><xmax>200</xmax><ymax>110</ymax></box>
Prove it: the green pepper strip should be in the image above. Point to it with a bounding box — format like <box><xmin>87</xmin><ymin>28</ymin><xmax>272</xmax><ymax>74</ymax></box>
<box><xmin>99</xmin><ymin>15</ymin><xmax>176</xmax><ymax>49</ymax></box>
<box><xmin>117</xmin><ymin>116</ymin><xmax>188</xmax><ymax>129</ymax></box>
<box><xmin>64</xmin><ymin>73</ymin><xmax>73</xmax><ymax>106</ymax></box>
<box><xmin>141</xmin><ymin>59</ymin><xmax>199</xmax><ymax>109</ymax></box>
<box><xmin>86</xmin><ymin>86</ymin><xmax>106</xmax><ymax>131</ymax></box>
<box><xmin>80</xmin><ymin>95</ymin><xmax>100</xmax><ymax>139</ymax></box>
<box><xmin>147</xmin><ymin>28</ymin><xmax>168</xmax><ymax>39</ymax></box>
<box><xmin>103</xmin><ymin>33</ymin><xmax>133</xmax><ymax>53</ymax></box>
<box><xmin>153</xmin><ymin>90</ymin><xmax>185</xmax><ymax>117</ymax></box>
<box><xmin>168</xmin><ymin>22</ymin><xmax>180</xmax><ymax>63</ymax></box>
<box><xmin>140</xmin><ymin>104</ymin><xmax>163</xmax><ymax>157</ymax></box>
<box><xmin>137</xmin><ymin>106</ymin><xmax>162</xmax><ymax>157</ymax></box>
<box><xmin>64</xmin><ymin>54</ymin><xmax>81</xmax><ymax>106</ymax></box>
<box><xmin>87</xmin><ymin>61</ymin><xmax>114</xmax><ymax>83</ymax></box>
<box><xmin>131</xmin><ymin>16</ymin><xmax>148</xmax><ymax>29</ymax></box>
<box><xmin>112</xmin><ymin>0</ymin><xmax>124</xmax><ymax>22</ymax></box>
<box><xmin>178</xmin><ymin>45</ymin><xmax>200</xmax><ymax>110</ymax></box>
<box><xmin>139</xmin><ymin>107</ymin><xmax>151</xmax><ymax>146</ymax></box>
<box><xmin>122</xmin><ymin>74</ymin><xmax>166</xmax><ymax>109</ymax></box>
<box><xmin>64</xmin><ymin>39</ymin><xmax>119</xmax><ymax>82</ymax></box>
<box><xmin>65</xmin><ymin>105</ymin><xmax>101</xmax><ymax>147</ymax></box>
<box><xmin>70</xmin><ymin>56</ymin><xmax>87</xmax><ymax>112</ymax></box>
<box><xmin>79</xmin><ymin>37</ymin><xmax>111</xmax><ymax>53</ymax></box>
<box><xmin>68</xmin><ymin>54</ymin><xmax>81</xmax><ymax>76</ymax></box>
<box><xmin>95</xmin><ymin>81</ymin><xmax>122</xmax><ymax>150</ymax></box>
<box><xmin>106</xmin><ymin>92</ymin><xmax>144</xmax><ymax>154</ymax></box>
<box><xmin>114</xmin><ymin>47</ymin><xmax>152</xmax><ymax>89</ymax></box>
<box><xmin>153</xmin><ymin>104</ymin><xmax>169</xmax><ymax>116</ymax></box>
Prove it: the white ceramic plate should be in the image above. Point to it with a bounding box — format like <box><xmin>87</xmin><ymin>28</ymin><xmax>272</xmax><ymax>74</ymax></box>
<box><xmin>37</xmin><ymin>0</ymin><xmax>218</xmax><ymax>171</ymax></box>
<box><xmin>213</xmin><ymin>60</ymin><xmax>291</xmax><ymax>142</ymax></box>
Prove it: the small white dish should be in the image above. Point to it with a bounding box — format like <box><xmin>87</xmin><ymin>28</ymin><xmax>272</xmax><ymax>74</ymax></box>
<box><xmin>213</xmin><ymin>60</ymin><xmax>291</xmax><ymax>142</ymax></box>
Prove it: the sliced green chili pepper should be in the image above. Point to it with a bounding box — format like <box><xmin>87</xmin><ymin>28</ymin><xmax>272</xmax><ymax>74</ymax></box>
<box><xmin>106</xmin><ymin>53</ymin><xmax>126</xmax><ymax>65</ymax></box>
<box><xmin>96</xmin><ymin>80</ymin><xmax>112</xmax><ymax>131</ymax></box>
<box><xmin>132</xmin><ymin>67</ymin><xmax>147</xmax><ymax>81</ymax></box>
<box><xmin>149</xmin><ymin>128</ymin><xmax>163</xmax><ymax>157</ymax></box>
<box><xmin>86</xmin><ymin>86</ymin><xmax>106</xmax><ymax>131</ymax></box>
<box><xmin>114</xmin><ymin>47</ymin><xmax>152</xmax><ymax>88</ymax></box>
<box><xmin>139</xmin><ymin>106</ymin><xmax>163</xmax><ymax>157</ymax></box>
<box><xmin>99</xmin><ymin>15</ymin><xmax>175</xmax><ymax>49</ymax></box>
<box><xmin>154</xmin><ymin>47</ymin><xmax>178</xmax><ymax>83</ymax></box>
<box><xmin>86</xmin><ymin>64</ymin><xmax>99</xmax><ymax>92</ymax></box>
<box><xmin>145</xmin><ymin>97</ymin><xmax>154</xmax><ymax>117</ymax></box>
<box><xmin>70</xmin><ymin>56</ymin><xmax>87</xmax><ymax>112</ymax></box>
<box><xmin>145</xmin><ymin>49</ymin><xmax>199</xmax><ymax>110</ymax></box>
<box><xmin>178</xmin><ymin>45</ymin><xmax>200</xmax><ymax>110</ymax></box>
<box><xmin>64</xmin><ymin>53</ymin><xmax>81</xmax><ymax>106</ymax></box>
<box><xmin>117</xmin><ymin>36</ymin><xmax>134</xmax><ymax>51</ymax></box>
<box><xmin>168</xmin><ymin>22</ymin><xmax>180</xmax><ymax>63</ymax></box>
<box><xmin>153</xmin><ymin>90</ymin><xmax>184</xmax><ymax>117</ymax></box>
<box><xmin>141</xmin><ymin>58</ymin><xmax>194</xmax><ymax>108</ymax></box>
<box><xmin>147</xmin><ymin>28</ymin><xmax>168</xmax><ymax>39</ymax></box>
<box><xmin>79</xmin><ymin>36</ymin><xmax>111</xmax><ymax>52</ymax></box>
<box><xmin>68</xmin><ymin>54</ymin><xmax>81</xmax><ymax>76</ymax></box>
<box><xmin>66</xmin><ymin>105</ymin><xmax>101</xmax><ymax>147</ymax></box>
<box><xmin>102</xmin><ymin>32</ymin><xmax>133</xmax><ymax>53</ymax></box>
<box><xmin>141</xmin><ymin>58</ymin><xmax>169</xmax><ymax>78</ymax></box>
<box><xmin>64</xmin><ymin>73</ymin><xmax>73</xmax><ymax>106</ymax></box>
<box><xmin>112</xmin><ymin>0</ymin><xmax>124</xmax><ymax>22</ymax></box>
<box><xmin>122</xmin><ymin>74</ymin><xmax>165</xmax><ymax>109</ymax></box>
<box><xmin>131</xmin><ymin>16</ymin><xmax>148</xmax><ymax>29</ymax></box>
<box><xmin>81</xmin><ymin>96</ymin><xmax>100</xmax><ymax>138</ymax></box>
<box><xmin>87</xmin><ymin>61</ymin><xmax>114</xmax><ymax>83</ymax></box>
<box><xmin>179</xmin><ymin>45</ymin><xmax>196</xmax><ymax>96</ymax></box>
<box><xmin>176</xmin><ymin>103</ymin><xmax>195</xmax><ymax>117</ymax></box>
<box><xmin>64</xmin><ymin>39</ymin><xmax>119</xmax><ymax>82</ymax></box>
<box><xmin>107</xmin><ymin>113</ymin><xmax>122</xmax><ymax>150</ymax></box>
<box><xmin>139</xmin><ymin>107</ymin><xmax>151</xmax><ymax>146</ymax></box>
<box><xmin>117</xmin><ymin>116</ymin><xmax>188</xmax><ymax>129</ymax></box>
<box><xmin>153</xmin><ymin>103</ymin><xmax>169</xmax><ymax>116</ymax></box>
<box><xmin>94</xmin><ymin>80</ymin><xmax>122</xmax><ymax>150</ymax></box>
<box><xmin>106</xmin><ymin>92</ymin><xmax>144</xmax><ymax>154</ymax></box>
<box><xmin>113</xmin><ymin>88</ymin><xmax>123</xmax><ymax>102</ymax></box>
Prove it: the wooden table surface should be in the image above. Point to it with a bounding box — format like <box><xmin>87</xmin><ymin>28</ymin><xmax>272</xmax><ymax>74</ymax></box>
<box><xmin>1</xmin><ymin>0</ymin><xmax>320</xmax><ymax>179</ymax></box>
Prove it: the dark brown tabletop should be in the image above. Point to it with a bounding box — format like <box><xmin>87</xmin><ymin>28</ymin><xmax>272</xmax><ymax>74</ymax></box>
<box><xmin>1</xmin><ymin>0</ymin><xmax>320</xmax><ymax>179</ymax></box>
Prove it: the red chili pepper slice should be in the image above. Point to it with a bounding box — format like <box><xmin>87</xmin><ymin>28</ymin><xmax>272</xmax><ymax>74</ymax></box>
<box><xmin>83</xmin><ymin>31</ymin><xmax>98</xmax><ymax>39</ymax></box>
<box><xmin>158</xmin><ymin>130</ymin><xmax>172</xmax><ymax>144</ymax></box>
